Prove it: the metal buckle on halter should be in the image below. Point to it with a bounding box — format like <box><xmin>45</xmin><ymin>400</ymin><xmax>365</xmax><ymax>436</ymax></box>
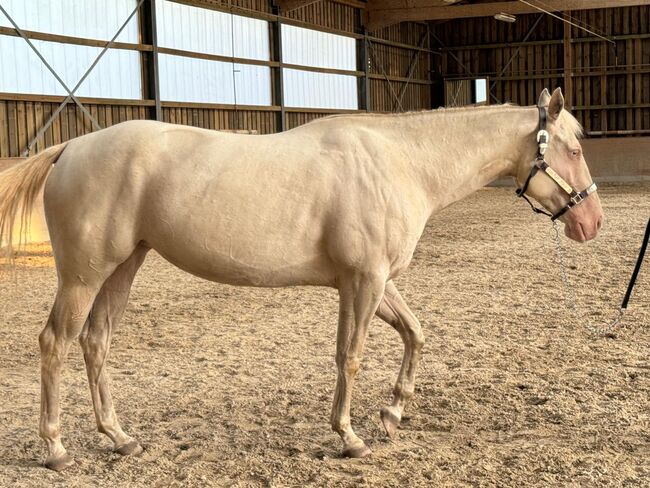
<box><xmin>570</xmin><ymin>192</ymin><xmax>584</xmax><ymax>206</ymax></box>
<box><xmin>536</xmin><ymin>129</ymin><xmax>549</xmax><ymax>155</ymax></box>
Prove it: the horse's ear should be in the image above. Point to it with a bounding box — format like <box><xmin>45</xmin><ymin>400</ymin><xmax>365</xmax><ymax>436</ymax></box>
<box><xmin>548</xmin><ymin>87</ymin><xmax>564</xmax><ymax>120</ymax></box>
<box><xmin>537</xmin><ymin>88</ymin><xmax>551</xmax><ymax>107</ymax></box>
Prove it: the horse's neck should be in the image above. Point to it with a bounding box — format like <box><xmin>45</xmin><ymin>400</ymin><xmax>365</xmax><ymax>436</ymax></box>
<box><xmin>397</xmin><ymin>106</ymin><xmax>536</xmax><ymax>213</ymax></box>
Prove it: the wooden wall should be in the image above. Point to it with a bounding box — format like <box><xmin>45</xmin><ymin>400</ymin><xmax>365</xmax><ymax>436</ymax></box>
<box><xmin>0</xmin><ymin>0</ymin><xmax>432</xmax><ymax>157</ymax></box>
<box><xmin>432</xmin><ymin>5</ymin><xmax>650</xmax><ymax>137</ymax></box>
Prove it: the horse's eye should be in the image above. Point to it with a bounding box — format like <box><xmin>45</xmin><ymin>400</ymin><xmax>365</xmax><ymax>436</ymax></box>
<box><xmin>570</xmin><ymin>149</ymin><xmax>580</xmax><ymax>159</ymax></box>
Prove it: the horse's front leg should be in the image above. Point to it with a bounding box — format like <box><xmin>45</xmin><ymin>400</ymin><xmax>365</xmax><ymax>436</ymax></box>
<box><xmin>331</xmin><ymin>272</ymin><xmax>386</xmax><ymax>458</ymax></box>
<box><xmin>375</xmin><ymin>280</ymin><xmax>425</xmax><ymax>438</ymax></box>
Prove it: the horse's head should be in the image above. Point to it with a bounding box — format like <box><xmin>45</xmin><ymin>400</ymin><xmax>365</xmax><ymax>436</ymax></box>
<box><xmin>515</xmin><ymin>88</ymin><xmax>604</xmax><ymax>243</ymax></box>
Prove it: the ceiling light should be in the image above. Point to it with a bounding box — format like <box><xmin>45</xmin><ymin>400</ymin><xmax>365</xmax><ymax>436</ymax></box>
<box><xmin>494</xmin><ymin>13</ymin><xmax>516</xmax><ymax>23</ymax></box>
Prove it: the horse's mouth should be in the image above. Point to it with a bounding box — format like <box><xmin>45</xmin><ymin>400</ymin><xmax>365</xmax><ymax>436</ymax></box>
<box><xmin>564</xmin><ymin>221</ymin><xmax>599</xmax><ymax>243</ymax></box>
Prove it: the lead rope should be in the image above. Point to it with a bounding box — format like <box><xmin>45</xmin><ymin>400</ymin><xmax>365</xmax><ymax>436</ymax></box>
<box><xmin>551</xmin><ymin>221</ymin><xmax>624</xmax><ymax>336</ymax></box>
<box><xmin>552</xmin><ymin>218</ymin><xmax>650</xmax><ymax>337</ymax></box>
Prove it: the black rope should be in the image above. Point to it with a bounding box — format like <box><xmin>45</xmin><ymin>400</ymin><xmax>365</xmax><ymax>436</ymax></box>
<box><xmin>621</xmin><ymin>217</ymin><xmax>650</xmax><ymax>310</ymax></box>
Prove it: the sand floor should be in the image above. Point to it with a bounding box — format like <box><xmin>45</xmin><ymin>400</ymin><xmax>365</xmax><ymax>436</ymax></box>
<box><xmin>0</xmin><ymin>184</ymin><xmax>648</xmax><ymax>487</ymax></box>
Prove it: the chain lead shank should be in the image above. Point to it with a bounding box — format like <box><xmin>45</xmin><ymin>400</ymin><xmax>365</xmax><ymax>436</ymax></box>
<box><xmin>551</xmin><ymin>221</ymin><xmax>626</xmax><ymax>336</ymax></box>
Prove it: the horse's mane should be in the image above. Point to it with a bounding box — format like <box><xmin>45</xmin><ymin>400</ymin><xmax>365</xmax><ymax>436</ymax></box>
<box><xmin>310</xmin><ymin>102</ymin><xmax>584</xmax><ymax>138</ymax></box>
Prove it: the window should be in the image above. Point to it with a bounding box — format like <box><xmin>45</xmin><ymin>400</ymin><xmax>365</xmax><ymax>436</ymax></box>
<box><xmin>0</xmin><ymin>0</ymin><xmax>141</xmax><ymax>99</ymax></box>
<box><xmin>281</xmin><ymin>25</ymin><xmax>357</xmax><ymax>110</ymax></box>
<box><xmin>444</xmin><ymin>78</ymin><xmax>490</xmax><ymax>107</ymax></box>
<box><xmin>474</xmin><ymin>79</ymin><xmax>488</xmax><ymax>104</ymax></box>
<box><xmin>155</xmin><ymin>0</ymin><xmax>271</xmax><ymax>106</ymax></box>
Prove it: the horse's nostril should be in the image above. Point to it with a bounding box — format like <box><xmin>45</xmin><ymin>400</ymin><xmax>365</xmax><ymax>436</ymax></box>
<box><xmin>597</xmin><ymin>215</ymin><xmax>603</xmax><ymax>230</ymax></box>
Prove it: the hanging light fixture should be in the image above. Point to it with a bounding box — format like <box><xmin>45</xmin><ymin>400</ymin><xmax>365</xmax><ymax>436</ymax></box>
<box><xmin>494</xmin><ymin>12</ymin><xmax>517</xmax><ymax>22</ymax></box>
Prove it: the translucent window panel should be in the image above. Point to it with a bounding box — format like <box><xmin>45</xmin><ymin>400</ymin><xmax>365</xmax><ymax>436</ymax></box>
<box><xmin>0</xmin><ymin>36</ymin><xmax>142</xmax><ymax>98</ymax></box>
<box><xmin>158</xmin><ymin>54</ymin><xmax>271</xmax><ymax>106</ymax></box>
<box><xmin>156</xmin><ymin>0</ymin><xmax>269</xmax><ymax>61</ymax></box>
<box><xmin>281</xmin><ymin>24</ymin><xmax>355</xmax><ymax>71</ymax></box>
<box><xmin>0</xmin><ymin>0</ymin><xmax>139</xmax><ymax>42</ymax></box>
<box><xmin>283</xmin><ymin>69</ymin><xmax>357</xmax><ymax>110</ymax></box>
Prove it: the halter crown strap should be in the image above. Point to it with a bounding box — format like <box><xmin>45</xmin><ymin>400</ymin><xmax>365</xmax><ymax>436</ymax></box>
<box><xmin>536</xmin><ymin>106</ymin><xmax>549</xmax><ymax>156</ymax></box>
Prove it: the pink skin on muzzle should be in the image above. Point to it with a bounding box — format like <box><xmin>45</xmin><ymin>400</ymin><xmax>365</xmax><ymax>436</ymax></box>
<box><xmin>561</xmin><ymin>192</ymin><xmax>604</xmax><ymax>242</ymax></box>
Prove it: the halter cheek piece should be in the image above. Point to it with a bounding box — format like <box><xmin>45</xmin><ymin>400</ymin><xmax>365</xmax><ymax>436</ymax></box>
<box><xmin>515</xmin><ymin>107</ymin><xmax>598</xmax><ymax>221</ymax></box>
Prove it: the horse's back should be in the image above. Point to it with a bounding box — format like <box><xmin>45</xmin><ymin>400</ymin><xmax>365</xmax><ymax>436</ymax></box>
<box><xmin>44</xmin><ymin>121</ymin><xmax>342</xmax><ymax>286</ymax></box>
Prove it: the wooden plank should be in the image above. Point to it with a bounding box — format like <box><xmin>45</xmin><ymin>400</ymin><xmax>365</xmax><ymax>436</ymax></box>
<box><xmin>282</xmin><ymin>62</ymin><xmax>363</xmax><ymax>77</ymax></box>
<box><xmin>0</xmin><ymin>92</ymin><xmax>154</xmax><ymax>106</ymax></box>
<box><xmin>7</xmin><ymin>102</ymin><xmax>18</xmax><ymax>157</ymax></box>
<box><xmin>273</xmin><ymin>0</ymin><xmax>320</xmax><ymax>12</ymax></box>
<box><xmin>158</xmin><ymin>46</ymin><xmax>279</xmax><ymax>68</ymax></box>
<box><xmin>563</xmin><ymin>11</ymin><xmax>573</xmax><ymax>108</ymax></box>
<box><xmin>368</xmin><ymin>73</ymin><xmax>432</xmax><ymax>85</ymax></box>
<box><xmin>626</xmin><ymin>39</ymin><xmax>634</xmax><ymax>131</ymax></box>
<box><xmin>0</xmin><ymin>26</ymin><xmax>151</xmax><ymax>52</ymax></box>
<box><xmin>34</xmin><ymin>103</ymin><xmax>45</xmax><ymax>152</ymax></box>
<box><xmin>441</xmin><ymin>33</ymin><xmax>650</xmax><ymax>52</ymax></box>
<box><xmin>602</xmin><ymin>12</ymin><xmax>610</xmax><ymax>133</ymax></box>
<box><xmin>160</xmin><ymin>101</ymin><xmax>280</xmax><ymax>111</ymax></box>
<box><xmin>47</xmin><ymin>104</ymin><xmax>58</xmax><ymax>146</ymax></box>
<box><xmin>68</xmin><ymin>105</ymin><xmax>77</xmax><ymax>141</ymax></box>
<box><xmin>0</xmin><ymin>102</ymin><xmax>8</xmax><ymax>158</ymax></box>
<box><xmin>16</xmin><ymin>102</ymin><xmax>26</xmax><ymax>156</ymax></box>
<box><xmin>25</xmin><ymin>103</ymin><xmax>35</xmax><ymax>153</ymax></box>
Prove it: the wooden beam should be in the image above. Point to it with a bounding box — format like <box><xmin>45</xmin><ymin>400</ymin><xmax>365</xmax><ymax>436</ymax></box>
<box><xmin>0</xmin><ymin>26</ymin><xmax>151</xmax><ymax>52</ymax></box>
<box><xmin>367</xmin><ymin>0</ymin><xmax>650</xmax><ymax>31</ymax></box>
<box><xmin>563</xmin><ymin>10</ymin><xmax>572</xmax><ymax>109</ymax></box>
<box><xmin>273</xmin><ymin>0</ymin><xmax>320</xmax><ymax>12</ymax></box>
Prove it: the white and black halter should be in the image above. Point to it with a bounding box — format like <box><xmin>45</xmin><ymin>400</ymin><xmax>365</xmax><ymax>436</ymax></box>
<box><xmin>515</xmin><ymin>107</ymin><xmax>598</xmax><ymax>221</ymax></box>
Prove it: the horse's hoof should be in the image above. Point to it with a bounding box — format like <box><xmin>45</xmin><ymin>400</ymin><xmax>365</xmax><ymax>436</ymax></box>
<box><xmin>342</xmin><ymin>443</ymin><xmax>372</xmax><ymax>459</ymax></box>
<box><xmin>44</xmin><ymin>452</ymin><xmax>75</xmax><ymax>472</ymax></box>
<box><xmin>114</xmin><ymin>440</ymin><xmax>143</xmax><ymax>456</ymax></box>
<box><xmin>380</xmin><ymin>407</ymin><xmax>401</xmax><ymax>439</ymax></box>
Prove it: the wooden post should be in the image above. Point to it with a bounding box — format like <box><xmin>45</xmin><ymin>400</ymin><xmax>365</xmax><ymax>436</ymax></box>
<box><xmin>271</xmin><ymin>6</ymin><xmax>286</xmax><ymax>131</ymax></box>
<box><xmin>141</xmin><ymin>0</ymin><xmax>161</xmax><ymax>121</ymax></box>
<box><xmin>563</xmin><ymin>10</ymin><xmax>573</xmax><ymax>110</ymax></box>
<box><xmin>358</xmin><ymin>29</ymin><xmax>370</xmax><ymax>112</ymax></box>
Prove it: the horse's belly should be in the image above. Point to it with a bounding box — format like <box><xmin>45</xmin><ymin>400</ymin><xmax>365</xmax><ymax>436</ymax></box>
<box><xmin>149</xmin><ymin>236</ymin><xmax>336</xmax><ymax>287</ymax></box>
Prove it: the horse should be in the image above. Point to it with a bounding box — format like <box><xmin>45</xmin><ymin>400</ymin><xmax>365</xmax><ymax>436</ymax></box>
<box><xmin>0</xmin><ymin>88</ymin><xmax>603</xmax><ymax>471</ymax></box>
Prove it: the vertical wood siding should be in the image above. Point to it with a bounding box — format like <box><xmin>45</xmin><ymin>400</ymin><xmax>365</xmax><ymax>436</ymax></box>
<box><xmin>434</xmin><ymin>7</ymin><xmax>650</xmax><ymax>136</ymax></box>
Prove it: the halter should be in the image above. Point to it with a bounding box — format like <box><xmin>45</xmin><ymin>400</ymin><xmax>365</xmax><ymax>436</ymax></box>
<box><xmin>515</xmin><ymin>107</ymin><xmax>598</xmax><ymax>221</ymax></box>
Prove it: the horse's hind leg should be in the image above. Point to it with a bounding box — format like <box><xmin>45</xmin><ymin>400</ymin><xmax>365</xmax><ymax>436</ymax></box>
<box><xmin>39</xmin><ymin>282</ymin><xmax>103</xmax><ymax>471</ymax></box>
<box><xmin>375</xmin><ymin>280</ymin><xmax>425</xmax><ymax>439</ymax></box>
<box><xmin>78</xmin><ymin>246</ymin><xmax>148</xmax><ymax>456</ymax></box>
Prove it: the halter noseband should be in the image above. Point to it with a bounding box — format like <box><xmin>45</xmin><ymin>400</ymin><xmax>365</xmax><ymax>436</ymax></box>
<box><xmin>515</xmin><ymin>106</ymin><xmax>597</xmax><ymax>221</ymax></box>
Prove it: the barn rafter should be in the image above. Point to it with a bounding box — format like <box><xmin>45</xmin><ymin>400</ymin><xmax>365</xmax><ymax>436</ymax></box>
<box><xmin>365</xmin><ymin>0</ymin><xmax>650</xmax><ymax>31</ymax></box>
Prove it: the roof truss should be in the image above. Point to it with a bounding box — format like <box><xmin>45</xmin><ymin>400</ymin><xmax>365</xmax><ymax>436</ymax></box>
<box><xmin>366</xmin><ymin>0</ymin><xmax>650</xmax><ymax>31</ymax></box>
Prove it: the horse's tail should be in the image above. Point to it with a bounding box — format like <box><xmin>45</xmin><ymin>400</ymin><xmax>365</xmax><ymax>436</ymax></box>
<box><xmin>0</xmin><ymin>143</ymin><xmax>68</xmax><ymax>259</ymax></box>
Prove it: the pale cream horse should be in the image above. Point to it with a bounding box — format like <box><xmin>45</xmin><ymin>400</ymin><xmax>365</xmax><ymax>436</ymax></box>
<box><xmin>0</xmin><ymin>88</ymin><xmax>603</xmax><ymax>471</ymax></box>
